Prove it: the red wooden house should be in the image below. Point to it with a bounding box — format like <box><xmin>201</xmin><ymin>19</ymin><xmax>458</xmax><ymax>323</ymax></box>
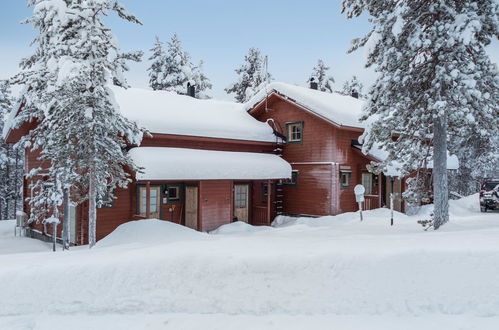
<box><xmin>6</xmin><ymin>82</ymin><xmax>457</xmax><ymax>245</ymax></box>
<box><xmin>245</xmin><ymin>82</ymin><xmax>385</xmax><ymax>216</ymax></box>
<box><xmin>5</xmin><ymin>88</ymin><xmax>291</xmax><ymax>245</ymax></box>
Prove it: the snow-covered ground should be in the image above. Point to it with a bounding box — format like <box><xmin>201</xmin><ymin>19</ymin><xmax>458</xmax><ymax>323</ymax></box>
<box><xmin>0</xmin><ymin>194</ymin><xmax>498</xmax><ymax>330</ymax></box>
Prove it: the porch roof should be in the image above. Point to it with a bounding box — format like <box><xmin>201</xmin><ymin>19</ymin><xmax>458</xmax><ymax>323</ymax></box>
<box><xmin>129</xmin><ymin>147</ymin><xmax>292</xmax><ymax>181</ymax></box>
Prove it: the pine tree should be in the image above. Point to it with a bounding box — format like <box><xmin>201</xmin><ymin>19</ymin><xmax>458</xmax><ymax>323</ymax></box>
<box><xmin>147</xmin><ymin>36</ymin><xmax>167</xmax><ymax>91</ymax></box>
<box><xmin>343</xmin><ymin>0</ymin><xmax>499</xmax><ymax>229</ymax></box>
<box><xmin>11</xmin><ymin>0</ymin><xmax>144</xmax><ymax>247</ymax></box>
<box><xmin>340</xmin><ymin>75</ymin><xmax>364</xmax><ymax>98</ymax></box>
<box><xmin>225</xmin><ymin>48</ymin><xmax>271</xmax><ymax>103</ymax></box>
<box><xmin>309</xmin><ymin>59</ymin><xmax>334</xmax><ymax>92</ymax></box>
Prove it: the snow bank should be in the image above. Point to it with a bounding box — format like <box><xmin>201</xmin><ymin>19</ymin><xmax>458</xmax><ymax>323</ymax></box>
<box><xmin>210</xmin><ymin>221</ymin><xmax>271</xmax><ymax>235</ymax></box>
<box><xmin>0</xmin><ymin>220</ymin><xmax>51</xmax><ymax>254</ymax></box>
<box><xmin>96</xmin><ymin>219</ymin><xmax>207</xmax><ymax>248</ymax></box>
<box><xmin>245</xmin><ymin>82</ymin><xmax>365</xmax><ymax>128</ymax></box>
<box><xmin>113</xmin><ymin>87</ymin><xmax>276</xmax><ymax>142</ymax></box>
<box><xmin>1</xmin><ymin>196</ymin><xmax>498</xmax><ymax>326</ymax></box>
<box><xmin>129</xmin><ymin>147</ymin><xmax>292</xmax><ymax>180</ymax></box>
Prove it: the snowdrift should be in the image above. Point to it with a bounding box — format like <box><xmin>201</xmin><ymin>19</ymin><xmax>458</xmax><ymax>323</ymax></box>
<box><xmin>210</xmin><ymin>221</ymin><xmax>272</xmax><ymax>235</ymax></box>
<box><xmin>96</xmin><ymin>219</ymin><xmax>208</xmax><ymax>248</ymax></box>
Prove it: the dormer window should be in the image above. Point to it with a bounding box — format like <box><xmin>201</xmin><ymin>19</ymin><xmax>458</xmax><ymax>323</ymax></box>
<box><xmin>286</xmin><ymin>121</ymin><xmax>303</xmax><ymax>143</ymax></box>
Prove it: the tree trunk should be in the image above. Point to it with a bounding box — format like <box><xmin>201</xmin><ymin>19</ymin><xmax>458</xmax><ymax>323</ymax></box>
<box><xmin>433</xmin><ymin>115</ymin><xmax>449</xmax><ymax>230</ymax></box>
<box><xmin>62</xmin><ymin>188</ymin><xmax>70</xmax><ymax>250</ymax></box>
<box><xmin>88</xmin><ymin>167</ymin><xmax>97</xmax><ymax>248</ymax></box>
<box><xmin>5</xmin><ymin>147</ymin><xmax>10</xmax><ymax>219</ymax></box>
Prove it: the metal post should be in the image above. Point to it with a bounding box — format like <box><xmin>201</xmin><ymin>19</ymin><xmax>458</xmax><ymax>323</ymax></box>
<box><xmin>359</xmin><ymin>201</ymin><xmax>363</xmax><ymax>221</ymax></box>
<box><xmin>53</xmin><ymin>222</ymin><xmax>57</xmax><ymax>252</ymax></box>
<box><xmin>390</xmin><ymin>192</ymin><xmax>394</xmax><ymax>226</ymax></box>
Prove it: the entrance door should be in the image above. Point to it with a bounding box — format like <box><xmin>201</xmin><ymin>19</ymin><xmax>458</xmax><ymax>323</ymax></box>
<box><xmin>185</xmin><ymin>185</ymin><xmax>198</xmax><ymax>230</ymax></box>
<box><xmin>233</xmin><ymin>184</ymin><xmax>249</xmax><ymax>223</ymax></box>
<box><xmin>139</xmin><ymin>186</ymin><xmax>161</xmax><ymax>218</ymax></box>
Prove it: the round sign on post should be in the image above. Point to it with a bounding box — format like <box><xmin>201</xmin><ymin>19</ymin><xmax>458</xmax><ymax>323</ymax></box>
<box><xmin>354</xmin><ymin>184</ymin><xmax>365</xmax><ymax>202</ymax></box>
<box><xmin>354</xmin><ymin>184</ymin><xmax>365</xmax><ymax>221</ymax></box>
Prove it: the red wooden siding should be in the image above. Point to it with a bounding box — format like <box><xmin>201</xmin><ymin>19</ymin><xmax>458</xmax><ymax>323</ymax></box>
<box><xmin>251</xmin><ymin>93</ymin><xmax>381</xmax><ymax>215</ymax></box>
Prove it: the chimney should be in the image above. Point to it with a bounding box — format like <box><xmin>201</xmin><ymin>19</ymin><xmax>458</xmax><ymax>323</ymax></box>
<box><xmin>351</xmin><ymin>90</ymin><xmax>359</xmax><ymax>99</ymax></box>
<box><xmin>309</xmin><ymin>78</ymin><xmax>318</xmax><ymax>90</ymax></box>
<box><xmin>187</xmin><ymin>82</ymin><xmax>196</xmax><ymax>98</ymax></box>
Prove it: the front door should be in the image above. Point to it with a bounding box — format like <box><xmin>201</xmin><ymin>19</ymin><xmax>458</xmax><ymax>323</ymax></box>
<box><xmin>233</xmin><ymin>184</ymin><xmax>249</xmax><ymax>223</ymax></box>
<box><xmin>139</xmin><ymin>186</ymin><xmax>161</xmax><ymax>218</ymax></box>
<box><xmin>185</xmin><ymin>185</ymin><xmax>198</xmax><ymax>230</ymax></box>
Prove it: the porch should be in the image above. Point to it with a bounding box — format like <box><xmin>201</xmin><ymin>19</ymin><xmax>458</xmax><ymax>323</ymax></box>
<box><xmin>129</xmin><ymin>147</ymin><xmax>291</xmax><ymax>232</ymax></box>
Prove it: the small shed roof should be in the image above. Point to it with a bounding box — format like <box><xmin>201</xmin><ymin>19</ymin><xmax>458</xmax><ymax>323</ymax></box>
<box><xmin>244</xmin><ymin>82</ymin><xmax>365</xmax><ymax>129</ymax></box>
<box><xmin>129</xmin><ymin>147</ymin><xmax>292</xmax><ymax>181</ymax></box>
<box><xmin>113</xmin><ymin>87</ymin><xmax>276</xmax><ymax>142</ymax></box>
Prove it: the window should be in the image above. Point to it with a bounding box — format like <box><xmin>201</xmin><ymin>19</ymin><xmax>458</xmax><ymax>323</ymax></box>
<box><xmin>234</xmin><ymin>185</ymin><xmax>248</xmax><ymax>208</ymax></box>
<box><xmin>283</xmin><ymin>170</ymin><xmax>299</xmax><ymax>186</ymax></box>
<box><xmin>165</xmin><ymin>184</ymin><xmax>182</xmax><ymax>203</ymax></box>
<box><xmin>362</xmin><ymin>173</ymin><xmax>373</xmax><ymax>195</ymax></box>
<box><xmin>340</xmin><ymin>171</ymin><xmax>351</xmax><ymax>188</ymax></box>
<box><xmin>138</xmin><ymin>186</ymin><xmax>161</xmax><ymax>215</ymax></box>
<box><xmin>286</xmin><ymin>122</ymin><xmax>303</xmax><ymax>143</ymax></box>
<box><xmin>262</xmin><ymin>182</ymin><xmax>272</xmax><ymax>200</ymax></box>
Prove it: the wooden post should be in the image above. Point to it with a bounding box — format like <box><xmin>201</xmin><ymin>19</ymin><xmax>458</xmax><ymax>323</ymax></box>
<box><xmin>378</xmin><ymin>174</ymin><xmax>382</xmax><ymax>208</ymax></box>
<box><xmin>146</xmin><ymin>181</ymin><xmax>151</xmax><ymax>219</ymax></box>
<box><xmin>267</xmin><ymin>179</ymin><xmax>271</xmax><ymax>224</ymax></box>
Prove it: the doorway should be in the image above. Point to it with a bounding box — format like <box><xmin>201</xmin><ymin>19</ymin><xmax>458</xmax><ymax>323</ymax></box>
<box><xmin>139</xmin><ymin>186</ymin><xmax>161</xmax><ymax>218</ymax></box>
<box><xmin>185</xmin><ymin>185</ymin><xmax>198</xmax><ymax>230</ymax></box>
<box><xmin>233</xmin><ymin>184</ymin><xmax>250</xmax><ymax>223</ymax></box>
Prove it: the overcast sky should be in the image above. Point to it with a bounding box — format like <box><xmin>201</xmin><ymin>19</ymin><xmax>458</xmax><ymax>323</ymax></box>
<box><xmin>1</xmin><ymin>0</ymin><xmax>497</xmax><ymax>100</ymax></box>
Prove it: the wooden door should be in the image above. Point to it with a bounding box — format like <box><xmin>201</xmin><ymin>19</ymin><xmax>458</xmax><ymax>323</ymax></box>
<box><xmin>233</xmin><ymin>184</ymin><xmax>249</xmax><ymax>223</ymax></box>
<box><xmin>139</xmin><ymin>186</ymin><xmax>161</xmax><ymax>218</ymax></box>
<box><xmin>185</xmin><ymin>186</ymin><xmax>198</xmax><ymax>230</ymax></box>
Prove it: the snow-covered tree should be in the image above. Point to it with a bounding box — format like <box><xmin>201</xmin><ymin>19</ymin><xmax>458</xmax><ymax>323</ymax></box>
<box><xmin>147</xmin><ymin>36</ymin><xmax>167</xmax><ymax>91</ymax></box>
<box><xmin>11</xmin><ymin>0</ymin><xmax>144</xmax><ymax>247</ymax></box>
<box><xmin>0</xmin><ymin>81</ymin><xmax>26</xmax><ymax>221</ymax></box>
<box><xmin>153</xmin><ymin>34</ymin><xmax>212</xmax><ymax>97</ymax></box>
<box><xmin>340</xmin><ymin>75</ymin><xmax>364</xmax><ymax>98</ymax></box>
<box><xmin>225</xmin><ymin>48</ymin><xmax>271</xmax><ymax>103</ymax></box>
<box><xmin>343</xmin><ymin>0</ymin><xmax>499</xmax><ymax>229</ymax></box>
<box><xmin>309</xmin><ymin>59</ymin><xmax>334</xmax><ymax>92</ymax></box>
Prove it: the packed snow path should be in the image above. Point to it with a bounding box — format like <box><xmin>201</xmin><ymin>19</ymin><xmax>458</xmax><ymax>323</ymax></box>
<box><xmin>0</xmin><ymin>195</ymin><xmax>498</xmax><ymax>329</ymax></box>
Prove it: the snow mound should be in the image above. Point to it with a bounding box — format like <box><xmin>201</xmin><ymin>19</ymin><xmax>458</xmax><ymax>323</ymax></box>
<box><xmin>96</xmin><ymin>219</ymin><xmax>207</xmax><ymax>248</ymax></box>
<box><xmin>210</xmin><ymin>221</ymin><xmax>272</xmax><ymax>235</ymax></box>
<box><xmin>417</xmin><ymin>193</ymin><xmax>481</xmax><ymax>218</ymax></box>
<box><xmin>272</xmin><ymin>208</ymin><xmax>409</xmax><ymax>228</ymax></box>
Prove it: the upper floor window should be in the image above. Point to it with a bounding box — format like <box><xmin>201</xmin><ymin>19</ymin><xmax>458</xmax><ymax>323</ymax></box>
<box><xmin>286</xmin><ymin>121</ymin><xmax>303</xmax><ymax>143</ymax></box>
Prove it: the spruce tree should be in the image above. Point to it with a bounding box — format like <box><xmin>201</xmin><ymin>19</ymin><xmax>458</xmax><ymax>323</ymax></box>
<box><xmin>343</xmin><ymin>0</ymin><xmax>499</xmax><ymax>229</ymax></box>
<box><xmin>225</xmin><ymin>48</ymin><xmax>271</xmax><ymax>103</ymax></box>
<box><xmin>147</xmin><ymin>36</ymin><xmax>167</xmax><ymax>91</ymax></box>
<box><xmin>309</xmin><ymin>59</ymin><xmax>335</xmax><ymax>92</ymax></box>
<box><xmin>340</xmin><ymin>75</ymin><xmax>364</xmax><ymax>98</ymax></box>
<box><xmin>149</xmin><ymin>34</ymin><xmax>211</xmax><ymax>97</ymax></box>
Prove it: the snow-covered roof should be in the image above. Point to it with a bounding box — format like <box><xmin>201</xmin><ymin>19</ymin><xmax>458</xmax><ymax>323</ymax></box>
<box><xmin>129</xmin><ymin>147</ymin><xmax>292</xmax><ymax>180</ymax></box>
<box><xmin>113</xmin><ymin>87</ymin><xmax>276</xmax><ymax>142</ymax></box>
<box><xmin>244</xmin><ymin>82</ymin><xmax>365</xmax><ymax>129</ymax></box>
<box><xmin>359</xmin><ymin>144</ymin><xmax>459</xmax><ymax>177</ymax></box>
